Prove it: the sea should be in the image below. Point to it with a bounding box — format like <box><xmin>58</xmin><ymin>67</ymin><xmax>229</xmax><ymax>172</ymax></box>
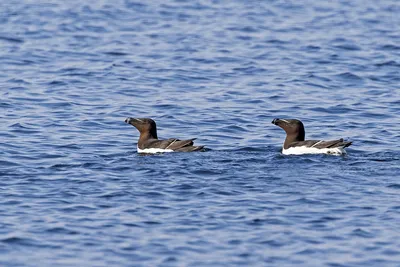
<box><xmin>1</xmin><ymin>0</ymin><xmax>400</xmax><ymax>266</ymax></box>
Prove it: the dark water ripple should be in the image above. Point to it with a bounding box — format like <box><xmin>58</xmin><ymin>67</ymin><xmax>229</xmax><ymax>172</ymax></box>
<box><xmin>1</xmin><ymin>0</ymin><xmax>400</xmax><ymax>266</ymax></box>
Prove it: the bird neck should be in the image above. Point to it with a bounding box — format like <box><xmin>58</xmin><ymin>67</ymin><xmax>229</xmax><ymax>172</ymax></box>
<box><xmin>283</xmin><ymin>131</ymin><xmax>305</xmax><ymax>149</ymax></box>
<box><xmin>139</xmin><ymin>130</ymin><xmax>157</xmax><ymax>141</ymax></box>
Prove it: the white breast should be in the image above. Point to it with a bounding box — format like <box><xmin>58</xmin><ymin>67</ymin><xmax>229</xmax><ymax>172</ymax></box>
<box><xmin>282</xmin><ymin>146</ymin><xmax>346</xmax><ymax>155</ymax></box>
<box><xmin>137</xmin><ymin>146</ymin><xmax>174</xmax><ymax>154</ymax></box>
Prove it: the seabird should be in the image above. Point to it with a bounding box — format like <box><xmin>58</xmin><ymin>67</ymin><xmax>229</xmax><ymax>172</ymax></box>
<box><xmin>125</xmin><ymin>117</ymin><xmax>204</xmax><ymax>153</ymax></box>
<box><xmin>272</xmin><ymin>118</ymin><xmax>352</xmax><ymax>155</ymax></box>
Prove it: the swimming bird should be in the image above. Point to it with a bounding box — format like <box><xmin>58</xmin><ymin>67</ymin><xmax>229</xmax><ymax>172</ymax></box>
<box><xmin>125</xmin><ymin>117</ymin><xmax>204</xmax><ymax>153</ymax></box>
<box><xmin>271</xmin><ymin>118</ymin><xmax>352</xmax><ymax>155</ymax></box>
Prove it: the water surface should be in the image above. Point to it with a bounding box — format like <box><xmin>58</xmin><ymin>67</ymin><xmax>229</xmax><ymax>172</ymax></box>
<box><xmin>1</xmin><ymin>0</ymin><xmax>400</xmax><ymax>266</ymax></box>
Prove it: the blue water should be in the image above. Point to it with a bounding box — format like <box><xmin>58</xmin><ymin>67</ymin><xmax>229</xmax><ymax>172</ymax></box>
<box><xmin>1</xmin><ymin>0</ymin><xmax>400</xmax><ymax>266</ymax></box>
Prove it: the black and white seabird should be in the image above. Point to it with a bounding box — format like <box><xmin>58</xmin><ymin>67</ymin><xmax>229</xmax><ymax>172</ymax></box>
<box><xmin>125</xmin><ymin>117</ymin><xmax>204</xmax><ymax>153</ymax></box>
<box><xmin>272</xmin><ymin>118</ymin><xmax>352</xmax><ymax>155</ymax></box>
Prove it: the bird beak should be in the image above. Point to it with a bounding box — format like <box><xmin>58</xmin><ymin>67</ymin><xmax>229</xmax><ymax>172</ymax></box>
<box><xmin>125</xmin><ymin>117</ymin><xmax>133</xmax><ymax>124</ymax></box>
<box><xmin>272</xmin><ymin>118</ymin><xmax>280</xmax><ymax>125</ymax></box>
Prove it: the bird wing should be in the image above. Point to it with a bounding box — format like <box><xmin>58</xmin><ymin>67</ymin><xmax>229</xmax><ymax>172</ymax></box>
<box><xmin>289</xmin><ymin>139</ymin><xmax>352</xmax><ymax>149</ymax></box>
<box><xmin>144</xmin><ymin>138</ymin><xmax>199</xmax><ymax>150</ymax></box>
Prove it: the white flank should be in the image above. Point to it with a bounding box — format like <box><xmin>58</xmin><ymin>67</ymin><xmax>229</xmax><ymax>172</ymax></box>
<box><xmin>282</xmin><ymin>146</ymin><xmax>346</xmax><ymax>155</ymax></box>
<box><xmin>137</xmin><ymin>146</ymin><xmax>174</xmax><ymax>154</ymax></box>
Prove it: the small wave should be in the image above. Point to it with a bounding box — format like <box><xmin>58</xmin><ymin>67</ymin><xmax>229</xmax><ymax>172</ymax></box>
<box><xmin>375</xmin><ymin>61</ymin><xmax>400</xmax><ymax>67</ymax></box>
<box><xmin>379</xmin><ymin>44</ymin><xmax>400</xmax><ymax>51</ymax></box>
<box><xmin>103</xmin><ymin>51</ymin><xmax>129</xmax><ymax>56</ymax></box>
<box><xmin>0</xmin><ymin>160</ymin><xmax>21</xmax><ymax>167</ymax></box>
<box><xmin>334</xmin><ymin>44</ymin><xmax>361</xmax><ymax>51</ymax></box>
<box><xmin>45</xmin><ymin>227</ymin><xmax>79</xmax><ymax>235</ymax></box>
<box><xmin>49</xmin><ymin>163</ymin><xmax>80</xmax><ymax>169</ymax></box>
<box><xmin>47</xmin><ymin>80</ymin><xmax>67</xmax><ymax>86</ymax></box>
<box><xmin>351</xmin><ymin>228</ymin><xmax>375</xmax><ymax>238</ymax></box>
<box><xmin>0</xmin><ymin>36</ymin><xmax>24</xmax><ymax>43</ymax></box>
<box><xmin>231</xmin><ymin>146</ymin><xmax>269</xmax><ymax>152</ymax></box>
<box><xmin>387</xmin><ymin>184</ymin><xmax>400</xmax><ymax>189</ymax></box>
<box><xmin>335</xmin><ymin>72</ymin><xmax>363</xmax><ymax>81</ymax></box>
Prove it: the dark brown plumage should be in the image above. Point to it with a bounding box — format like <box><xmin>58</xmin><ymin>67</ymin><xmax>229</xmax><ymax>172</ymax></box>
<box><xmin>125</xmin><ymin>117</ymin><xmax>204</xmax><ymax>153</ymax></box>
<box><xmin>272</xmin><ymin>118</ymin><xmax>352</xmax><ymax>150</ymax></box>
